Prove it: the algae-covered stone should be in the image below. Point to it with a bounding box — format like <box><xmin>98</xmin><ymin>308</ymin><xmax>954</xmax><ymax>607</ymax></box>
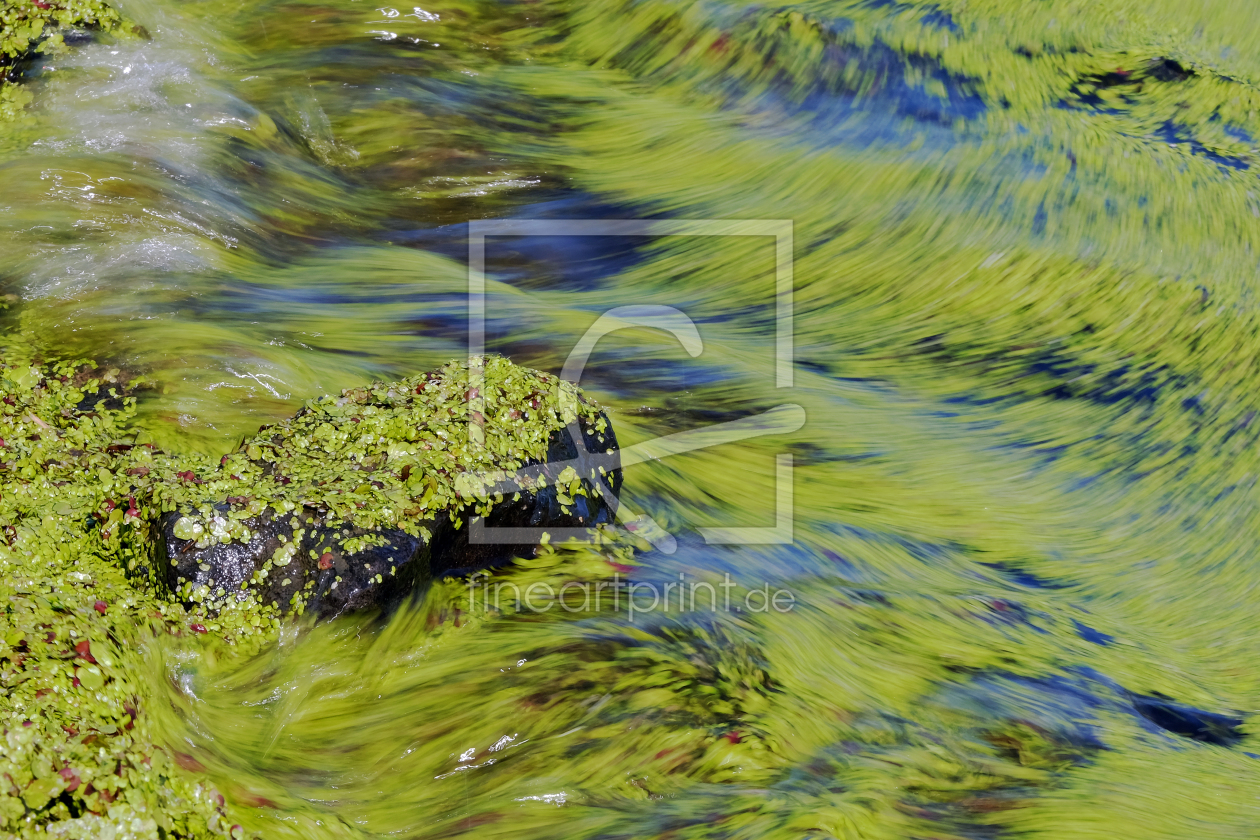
<box><xmin>156</xmin><ymin>356</ymin><xmax>622</xmax><ymax>618</ymax></box>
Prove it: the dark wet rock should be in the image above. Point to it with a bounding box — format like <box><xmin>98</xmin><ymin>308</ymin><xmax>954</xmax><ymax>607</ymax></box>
<box><xmin>161</xmin><ymin>405</ymin><xmax>621</xmax><ymax>620</ymax></box>
<box><xmin>161</xmin><ymin>507</ymin><xmax>429</xmax><ymax>620</ymax></box>
<box><xmin>70</xmin><ymin>365</ymin><xmax>136</xmax><ymax>415</ymax></box>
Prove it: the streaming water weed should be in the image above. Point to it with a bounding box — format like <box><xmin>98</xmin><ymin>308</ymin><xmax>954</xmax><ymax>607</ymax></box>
<box><xmin>5</xmin><ymin>0</ymin><xmax>1260</xmax><ymax>837</ymax></box>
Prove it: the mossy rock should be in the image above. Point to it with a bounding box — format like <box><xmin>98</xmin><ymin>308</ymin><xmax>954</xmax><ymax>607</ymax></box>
<box><xmin>159</xmin><ymin>405</ymin><xmax>622</xmax><ymax>620</ymax></box>
<box><xmin>1</xmin><ymin>351</ymin><xmax>622</xmax><ymax>619</ymax></box>
<box><xmin>141</xmin><ymin>355</ymin><xmax>622</xmax><ymax>618</ymax></box>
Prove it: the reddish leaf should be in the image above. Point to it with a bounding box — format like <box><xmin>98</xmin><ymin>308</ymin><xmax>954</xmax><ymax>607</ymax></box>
<box><xmin>58</xmin><ymin>767</ymin><xmax>81</xmax><ymax>793</ymax></box>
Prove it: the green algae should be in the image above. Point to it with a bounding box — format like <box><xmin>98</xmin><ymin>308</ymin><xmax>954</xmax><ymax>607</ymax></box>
<box><xmin>5</xmin><ymin>0</ymin><xmax>1260</xmax><ymax>837</ymax></box>
<box><xmin>156</xmin><ymin>355</ymin><xmax>609</xmax><ymax>614</ymax></box>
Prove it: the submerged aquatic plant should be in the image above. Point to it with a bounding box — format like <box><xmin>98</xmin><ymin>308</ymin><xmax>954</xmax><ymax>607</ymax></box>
<box><xmin>6</xmin><ymin>0</ymin><xmax>1260</xmax><ymax>837</ymax></box>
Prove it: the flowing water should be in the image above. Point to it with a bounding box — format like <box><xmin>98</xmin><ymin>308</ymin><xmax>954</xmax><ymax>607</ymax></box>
<box><xmin>5</xmin><ymin>0</ymin><xmax>1260</xmax><ymax>836</ymax></box>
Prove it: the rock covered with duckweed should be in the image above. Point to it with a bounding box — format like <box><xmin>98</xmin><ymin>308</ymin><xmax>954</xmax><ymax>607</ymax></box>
<box><xmin>157</xmin><ymin>355</ymin><xmax>622</xmax><ymax>619</ymax></box>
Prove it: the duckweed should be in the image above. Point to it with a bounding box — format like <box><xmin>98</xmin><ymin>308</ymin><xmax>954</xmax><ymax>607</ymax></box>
<box><xmin>156</xmin><ymin>355</ymin><xmax>605</xmax><ymax>547</ymax></box>
<box><xmin>0</xmin><ymin>339</ymin><xmax>249</xmax><ymax>837</ymax></box>
<box><xmin>1</xmin><ymin>0</ymin><xmax>132</xmax><ymax>120</ymax></box>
